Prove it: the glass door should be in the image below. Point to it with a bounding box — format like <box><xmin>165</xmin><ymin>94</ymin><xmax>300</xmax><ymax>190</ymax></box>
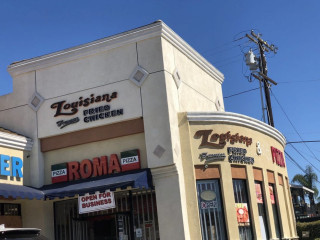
<box><xmin>117</xmin><ymin>214</ymin><xmax>131</xmax><ymax>240</ymax></box>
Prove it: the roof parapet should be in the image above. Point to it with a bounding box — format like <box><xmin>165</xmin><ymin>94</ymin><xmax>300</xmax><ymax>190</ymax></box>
<box><xmin>8</xmin><ymin>21</ymin><xmax>224</xmax><ymax>83</ymax></box>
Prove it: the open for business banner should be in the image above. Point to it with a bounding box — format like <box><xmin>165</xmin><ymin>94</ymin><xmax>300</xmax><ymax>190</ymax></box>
<box><xmin>78</xmin><ymin>190</ymin><xmax>116</xmax><ymax>214</ymax></box>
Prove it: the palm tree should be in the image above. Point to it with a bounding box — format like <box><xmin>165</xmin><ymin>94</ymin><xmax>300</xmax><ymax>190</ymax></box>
<box><xmin>292</xmin><ymin>165</ymin><xmax>319</xmax><ymax>206</ymax></box>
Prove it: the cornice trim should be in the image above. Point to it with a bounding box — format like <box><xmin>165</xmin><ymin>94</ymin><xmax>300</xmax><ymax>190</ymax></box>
<box><xmin>8</xmin><ymin>21</ymin><xmax>223</xmax><ymax>83</ymax></box>
<box><xmin>0</xmin><ymin>132</ymin><xmax>33</xmax><ymax>151</ymax></box>
<box><xmin>151</xmin><ymin>164</ymin><xmax>178</xmax><ymax>180</ymax></box>
<box><xmin>160</xmin><ymin>23</ymin><xmax>224</xmax><ymax>83</ymax></box>
<box><xmin>187</xmin><ymin>112</ymin><xmax>286</xmax><ymax>147</ymax></box>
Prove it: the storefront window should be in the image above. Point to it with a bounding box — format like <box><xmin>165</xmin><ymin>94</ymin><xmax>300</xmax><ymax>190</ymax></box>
<box><xmin>255</xmin><ymin>181</ymin><xmax>269</xmax><ymax>240</ymax></box>
<box><xmin>233</xmin><ymin>179</ymin><xmax>253</xmax><ymax>240</ymax></box>
<box><xmin>0</xmin><ymin>203</ymin><xmax>21</xmax><ymax>216</ymax></box>
<box><xmin>54</xmin><ymin>190</ymin><xmax>159</xmax><ymax>240</ymax></box>
<box><xmin>269</xmin><ymin>184</ymin><xmax>281</xmax><ymax>238</ymax></box>
<box><xmin>197</xmin><ymin>180</ymin><xmax>227</xmax><ymax>240</ymax></box>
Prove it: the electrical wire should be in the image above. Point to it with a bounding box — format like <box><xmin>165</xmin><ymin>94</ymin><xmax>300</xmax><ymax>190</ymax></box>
<box><xmin>278</xmin><ymin>79</ymin><xmax>320</xmax><ymax>84</ymax></box>
<box><xmin>211</xmin><ymin>53</ymin><xmax>243</xmax><ymax>65</ymax></box>
<box><xmin>285</xmin><ymin>151</ymin><xmax>320</xmax><ymax>185</ymax></box>
<box><xmin>222</xmin><ymin>79</ymin><xmax>320</xmax><ymax>100</ymax></box>
<box><xmin>288</xmin><ymin>140</ymin><xmax>320</xmax><ymax>144</ymax></box>
<box><xmin>285</xmin><ymin>151</ymin><xmax>308</xmax><ymax>173</ymax></box>
<box><xmin>288</xmin><ymin>144</ymin><xmax>320</xmax><ymax>172</ymax></box>
<box><xmin>270</xmin><ymin>89</ymin><xmax>320</xmax><ymax>164</ymax></box>
<box><xmin>201</xmin><ymin>41</ymin><xmax>239</xmax><ymax>54</ymax></box>
<box><xmin>203</xmin><ymin>44</ymin><xmax>240</xmax><ymax>57</ymax></box>
<box><xmin>215</xmin><ymin>58</ymin><xmax>243</xmax><ymax>68</ymax></box>
<box><xmin>223</xmin><ymin>87</ymin><xmax>260</xmax><ymax>99</ymax></box>
<box><xmin>200</xmin><ymin>29</ymin><xmax>257</xmax><ymax>55</ymax></box>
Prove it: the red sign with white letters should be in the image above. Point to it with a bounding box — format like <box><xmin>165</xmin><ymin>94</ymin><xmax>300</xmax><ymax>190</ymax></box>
<box><xmin>51</xmin><ymin>149</ymin><xmax>141</xmax><ymax>183</ymax></box>
<box><xmin>271</xmin><ymin>147</ymin><xmax>285</xmax><ymax>167</ymax></box>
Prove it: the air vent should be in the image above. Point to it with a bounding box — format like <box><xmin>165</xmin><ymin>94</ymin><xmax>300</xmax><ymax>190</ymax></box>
<box><xmin>172</xmin><ymin>68</ymin><xmax>181</xmax><ymax>88</ymax></box>
<box><xmin>28</xmin><ymin>92</ymin><xmax>44</xmax><ymax>111</ymax></box>
<box><xmin>129</xmin><ymin>66</ymin><xmax>149</xmax><ymax>87</ymax></box>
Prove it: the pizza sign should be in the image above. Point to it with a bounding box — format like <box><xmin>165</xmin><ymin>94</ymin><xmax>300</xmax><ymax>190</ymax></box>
<box><xmin>51</xmin><ymin>149</ymin><xmax>141</xmax><ymax>183</ymax></box>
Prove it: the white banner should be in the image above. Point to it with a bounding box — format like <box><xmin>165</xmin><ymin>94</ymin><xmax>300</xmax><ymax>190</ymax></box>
<box><xmin>78</xmin><ymin>190</ymin><xmax>116</xmax><ymax>214</ymax></box>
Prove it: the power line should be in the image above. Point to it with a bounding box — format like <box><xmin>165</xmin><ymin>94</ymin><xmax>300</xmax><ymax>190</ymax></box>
<box><xmin>286</xmin><ymin>151</ymin><xmax>320</xmax><ymax>185</ymax></box>
<box><xmin>270</xmin><ymin>89</ymin><xmax>320</xmax><ymax>164</ymax></box>
<box><xmin>288</xmin><ymin>144</ymin><xmax>320</xmax><ymax>173</ymax></box>
<box><xmin>287</xmin><ymin>140</ymin><xmax>320</xmax><ymax>144</ymax></box>
<box><xmin>201</xmin><ymin>32</ymin><xmax>252</xmax><ymax>55</ymax></box>
<box><xmin>222</xmin><ymin>79</ymin><xmax>320</xmax><ymax>99</ymax></box>
<box><xmin>224</xmin><ymin>87</ymin><xmax>260</xmax><ymax>99</ymax></box>
<box><xmin>203</xmin><ymin>44</ymin><xmax>240</xmax><ymax>57</ymax></box>
<box><xmin>278</xmin><ymin>79</ymin><xmax>320</xmax><ymax>84</ymax></box>
<box><xmin>211</xmin><ymin>53</ymin><xmax>243</xmax><ymax>65</ymax></box>
<box><xmin>285</xmin><ymin>151</ymin><xmax>307</xmax><ymax>173</ymax></box>
<box><xmin>215</xmin><ymin>58</ymin><xmax>243</xmax><ymax>68</ymax></box>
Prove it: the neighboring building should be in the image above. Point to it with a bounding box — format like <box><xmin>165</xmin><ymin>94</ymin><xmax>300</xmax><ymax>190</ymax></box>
<box><xmin>291</xmin><ymin>184</ymin><xmax>315</xmax><ymax>219</ymax></box>
<box><xmin>0</xmin><ymin>21</ymin><xmax>298</xmax><ymax>239</ymax></box>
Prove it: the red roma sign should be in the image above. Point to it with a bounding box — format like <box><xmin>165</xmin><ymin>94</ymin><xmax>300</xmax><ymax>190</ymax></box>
<box><xmin>271</xmin><ymin>147</ymin><xmax>285</xmax><ymax>167</ymax></box>
<box><xmin>51</xmin><ymin>149</ymin><xmax>140</xmax><ymax>183</ymax></box>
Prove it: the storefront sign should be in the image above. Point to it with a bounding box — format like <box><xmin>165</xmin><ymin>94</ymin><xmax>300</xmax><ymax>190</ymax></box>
<box><xmin>199</xmin><ymin>153</ymin><xmax>226</xmax><ymax>162</ymax></box>
<box><xmin>135</xmin><ymin>228</ymin><xmax>142</xmax><ymax>238</ymax></box>
<box><xmin>144</xmin><ymin>221</ymin><xmax>153</xmax><ymax>228</ymax></box>
<box><xmin>256</xmin><ymin>142</ymin><xmax>262</xmax><ymax>155</ymax></box>
<box><xmin>200</xmin><ymin>190</ymin><xmax>217</xmax><ymax>209</ymax></box>
<box><xmin>56</xmin><ymin>117</ymin><xmax>80</xmax><ymax>129</ymax></box>
<box><xmin>51</xmin><ymin>163</ymin><xmax>68</xmax><ymax>183</ymax></box>
<box><xmin>78</xmin><ymin>190</ymin><xmax>115</xmax><ymax>214</ymax></box>
<box><xmin>255</xmin><ymin>183</ymin><xmax>263</xmax><ymax>204</ymax></box>
<box><xmin>50</xmin><ymin>91</ymin><xmax>124</xmax><ymax>129</ymax></box>
<box><xmin>120</xmin><ymin>150</ymin><xmax>140</xmax><ymax>172</ymax></box>
<box><xmin>0</xmin><ymin>154</ymin><xmax>23</xmax><ymax>178</ymax></box>
<box><xmin>271</xmin><ymin>147</ymin><xmax>285</xmax><ymax>167</ymax></box>
<box><xmin>227</xmin><ymin>147</ymin><xmax>254</xmax><ymax>164</ymax></box>
<box><xmin>83</xmin><ymin>105</ymin><xmax>123</xmax><ymax>124</ymax></box>
<box><xmin>194</xmin><ymin>130</ymin><xmax>252</xmax><ymax>148</ymax></box>
<box><xmin>51</xmin><ymin>149</ymin><xmax>140</xmax><ymax>183</ymax></box>
<box><xmin>235</xmin><ymin>203</ymin><xmax>250</xmax><ymax>225</ymax></box>
<box><xmin>269</xmin><ymin>185</ymin><xmax>275</xmax><ymax>204</ymax></box>
<box><xmin>199</xmin><ymin>153</ymin><xmax>226</xmax><ymax>168</ymax></box>
<box><xmin>51</xmin><ymin>92</ymin><xmax>118</xmax><ymax>117</ymax></box>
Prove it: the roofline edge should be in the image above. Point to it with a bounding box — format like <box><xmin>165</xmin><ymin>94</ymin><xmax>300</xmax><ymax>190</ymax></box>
<box><xmin>0</xmin><ymin>132</ymin><xmax>33</xmax><ymax>151</ymax></box>
<box><xmin>187</xmin><ymin>111</ymin><xmax>286</xmax><ymax>147</ymax></box>
<box><xmin>8</xmin><ymin>21</ymin><xmax>224</xmax><ymax>83</ymax></box>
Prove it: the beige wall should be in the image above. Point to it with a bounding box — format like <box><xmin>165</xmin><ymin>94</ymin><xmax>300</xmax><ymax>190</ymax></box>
<box><xmin>178</xmin><ymin>112</ymin><xmax>297</xmax><ymax>240</ymax></box>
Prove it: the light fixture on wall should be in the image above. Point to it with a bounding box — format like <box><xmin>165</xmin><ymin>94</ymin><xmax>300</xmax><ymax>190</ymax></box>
<box><xmin>129</xmin><ymin>66</ymin><xmax>149</xmax><ymax>87</ymax></box>
<box><xmin>28</xmin><ymin>92</ymin><xmax>44</xmax><ymax>112</ymax></box>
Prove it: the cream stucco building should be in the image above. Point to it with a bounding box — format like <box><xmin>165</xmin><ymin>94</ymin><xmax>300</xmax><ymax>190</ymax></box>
<box><xmin>0</xmin><ymin>21</ymin><xmax>297</xmax><ymax>239</ymax></box>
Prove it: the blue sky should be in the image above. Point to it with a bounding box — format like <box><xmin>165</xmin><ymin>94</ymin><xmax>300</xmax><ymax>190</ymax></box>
<box><xmin>1</xmin><ymin>1</ymin><xmax>320</xmax><ymax>186</ymax></box>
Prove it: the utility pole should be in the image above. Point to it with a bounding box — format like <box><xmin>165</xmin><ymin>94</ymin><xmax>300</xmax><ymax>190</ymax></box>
<box><xmin>245</xmin><ymin>30</ymin><xmax>278</xmax><ymax>127</ymax></box>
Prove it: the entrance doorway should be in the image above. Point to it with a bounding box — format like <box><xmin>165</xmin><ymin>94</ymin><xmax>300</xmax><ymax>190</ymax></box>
<box><xmin>54</xmin><ymin>190</ymin><xmax>160</xmax><ymax>240</ymax></box>
<box><xmin>87</xmin><ymin>214</ymin><xmax>117</xmax><ymax>240</ymax></box>
<box><xmin>86</xmin><ymin>214</ymin><xmax>131</xmax><ymax>240</ymax></box>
